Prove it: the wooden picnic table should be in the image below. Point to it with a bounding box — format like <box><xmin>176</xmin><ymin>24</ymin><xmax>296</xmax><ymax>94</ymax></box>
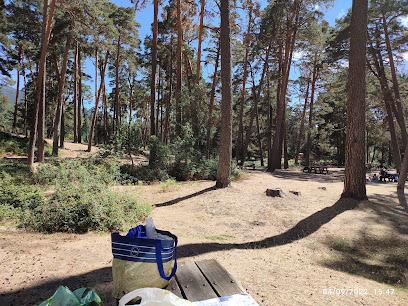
<box><xmin>303</xmin><ymin>165</ymin><xmax>329</xmax><ymax>174</ymax></box>
<box><xmin>165</xmin><ymin>259</ymin><xmax>248</xmax><ymax>302</ymax></box>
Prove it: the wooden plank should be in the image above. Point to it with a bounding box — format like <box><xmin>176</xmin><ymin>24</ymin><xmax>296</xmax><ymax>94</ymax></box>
<box><xmin>175</xmin><ymin>261</ymin><xmax>218</xmax><ymax>301</ymax></box>
<box><xmin>166</xmin><ymin>277</ymin><xmax>183</xmax><ymax>299</ymax></box>
<box><xmin>195</xmin><ymin>259</ymin><xmax>246</xmax><ymax>297</ymax></box>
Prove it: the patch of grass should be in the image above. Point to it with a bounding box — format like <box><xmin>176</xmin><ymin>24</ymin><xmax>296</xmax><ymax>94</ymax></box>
<box><xmin>204</xmin><ymin>234</ymin><xmax>235</xmax><ymax>241</ymax></box>
<box><xmin>321</xmin><ymin>233</ymin><xmax>408</xmax><ymax>288</ymax></box>
<box><xmin>160</xmin><ymin>179</ymin><xmax>178</xmax><ymax>192</ymax></box>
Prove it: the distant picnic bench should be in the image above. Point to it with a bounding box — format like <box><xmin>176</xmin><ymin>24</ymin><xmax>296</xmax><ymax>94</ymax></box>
<box><xmin>303</xmin><ymin>165</ymin><xmax>329</xmax><ymax>174</ymax></box>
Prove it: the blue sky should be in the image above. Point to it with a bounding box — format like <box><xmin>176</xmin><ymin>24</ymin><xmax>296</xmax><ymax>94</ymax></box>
<box><xmin>8</xmin><ymin>0</ymin><xmax>355</xmax><ymax>102</ymax></box>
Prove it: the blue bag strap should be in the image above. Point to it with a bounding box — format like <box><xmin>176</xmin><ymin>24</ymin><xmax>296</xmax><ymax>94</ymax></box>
<box><xmin>155</xmin><ymin>235</ymin><xmax>177</xmax><ymax>281</ymax></box>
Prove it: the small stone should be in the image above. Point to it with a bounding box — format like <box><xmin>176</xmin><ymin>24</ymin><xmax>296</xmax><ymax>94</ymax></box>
<box><xmin>289</xmin><ymin>190</ymin><xmax>301</xmax><ymax>196</ymax></box>
<box><xmin>318</xmin><ymin>187</ymin><xmax>327</xmax><ymax>190</ymax></box>
<box><xmin>266</xmin><ymin>188</ymin><xmax>285</xmax><ymax>197</ymax></box>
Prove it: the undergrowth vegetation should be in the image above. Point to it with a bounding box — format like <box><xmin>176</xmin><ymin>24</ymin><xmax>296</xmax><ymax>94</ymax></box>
<box><xmin>0</xmin><ymin>127</ymin><xmax>245</xmax><ymax>233</ymax></box>
<box><xmin>0</xmin><ymin>158</ymin><xmax>151</xmax><ymax>233</ymax></box>
<box><xmin>120</xmin><ymin>133</ymin><xmax>245</xmax><ymax>183</ymax></box>
<box><xmin>0</xmin><ymin>131</ymin><xmax>52</xmax><ymax>157</ymax></box>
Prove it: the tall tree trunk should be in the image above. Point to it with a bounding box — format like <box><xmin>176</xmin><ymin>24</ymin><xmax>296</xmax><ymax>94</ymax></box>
<box><xmin>270</xmin><ymin>0</ymin><xmax>299</xmax><ymax>170</ymax></box>
<box><xmin>342</xmin><ymin>0</ymin><xmax>368</xmax><ymax>200</ymax></box>
<box><xmin>73</xmin><ymin>42</ymin><xmax>78</xmax><ymax>143</ymax></box>
<box><xmin>283</xmin><ymin>107</ymin><xmax>288</xmax><ymax>169</ymax></box>
<box><xmin>13</xmin><ymin>46</ymin><xmax>22</xmax><ymax>132</ymax></box>
<box><xmin>266</xmin><ymin>64</ymin><xmax>272</xmax><ymax>169</ymax></box>
<box><xmin>103</xmin><ymin>82</ymin><xmax>108</xmax><ymax>144</ymax></box>
<box><xmin>23</xmin><ymin>71</ymin><xmax>28</xmax><ymax>137</ymax></box>
<box><xmin>115</xmin><ymin>35</ymin><xmax>121</xmax><ymax>132</ymax></box>
<box><xmin>305</xmin><ymin>55</ymin><xmax>318</xmax><ymax>167</ymax></box>
<box><xmin>294</xmin><ymin>77</ymin><xmax>310</xmax><ymax>165</ymax></box>
<box><xmin>150</xmin><ymin>0</ymin><xmax>158</xmax><ymax>136</ymax></box>
<box><xmin>52</xmin><ymin>32</ymin><xmax>73</xmax><ymax>156</ymax></box>
<box><xmin>368</xmin><ymin>41</ymin><xmax>402</xmax><ymax>172</ymax></box>
<box><xmin>94</xmin><ymin>48</ymin><xmax>98</xmax><ymax>145</ymax></box>
<box><xmin>206</xmin><ymin>43</ymin><xmax>220</xmax><ymax>159</ymax></box>
<box><xmin>164</xmin><ymin>35</ymin><xmax>173</xmax><ymax>144</ymax></box>
<box><xmin>77</xmin><ymin>46</ymin><xmax>82</xmax><ymax>143</ymax></box>
<box><xmin>156</xmin><ymin>67</ymin><xmax>161</xmax><ymax>137</ymax></box>
<box><xmin>37</xmin><ymin>61</ymin><xmax>46</xmax><ymax>162</ymax></box>
<box><xmin>241</xmin><ymin>49</ymin><xmax>269</xmax><ymax>167</ymax></box>
<box><xmin>88</xmin><ymin>52</ymin><xmax>109</xmax><ymax>152</ymax></box>
<box><xmin>129</xmin><ymin>80</ymin><xmax>133</xmax><ymax>126</ymax></box>
<box><xmin>255</xmin><ymin>90</ymin><xmax>264</xmax><ymax>167</ymax></box>
<box><xmin>176</xmin><ymin>0</ymin><xmax>182</xmax><ymax>136</ymax></box>
<box><xmin>216</xmin><ymin>0</ymin><xmax>233</xmax><ymax>188</ymax></box>
<box><xmin>60</xmin><ymin>103</ymin><xmax>65</xmax><ymax>148</ymax></box>
<box><xmin>196</xmin><ymin>0</ymin><xmax>205</xmax><ymax>84</ymax></box>
<box><xmin>236</xmin><ymin>7</ymin><xmax>252</xmax><ymax>164</ymax></box>
<box><xmin>28</xmin><ymin>0</ymin><xmax>55</xmax><ymax>166</ymax></box>
<box><xmin>382</xmin><ymin>15</ymin><xmax>408</xmax><ymax>151</ymax></box>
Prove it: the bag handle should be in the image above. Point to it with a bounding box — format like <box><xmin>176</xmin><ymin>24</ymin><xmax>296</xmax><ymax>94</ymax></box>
<box><xmin>155</xmin><ymin>235</ymin><xmax>177</xmax><ymax>281</ymax></box>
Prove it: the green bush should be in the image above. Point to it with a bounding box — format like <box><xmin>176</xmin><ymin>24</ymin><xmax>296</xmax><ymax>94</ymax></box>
<box><xmin>0</xmin><ymin>131</ymin><xmax>52</xmax><ymax>157</ymax></box>
<box><xmin>0</xmin><ymin>158</ymin><xmax>151</xmax><ymax>233</ymax></box>
<box><xmin>0</xmin><ymin>172</ymin><xmax>45</xmax><ymax>209</ymax></box>
<box><xmin>35</xmin><ymin>157</ymin><xmax>120</xmax><ymax>186</ymax></box>
<box><xmin>148</xmin><ymin>136</ymin><xmax>170</xmax><ymax>170</ymax></box>
<box><xmin>22</xmin><ymin>184</ymin><xmax>152</xmax><ymax>233</ymax></box>
<box><xmin>121</xmin><ymin>163</ymin><xmax>170</xmax><ymax>183</ymax></box>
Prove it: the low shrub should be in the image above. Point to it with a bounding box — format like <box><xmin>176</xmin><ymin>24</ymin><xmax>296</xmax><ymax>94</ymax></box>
<box><xmin>0</xmin><ymin>172</ymin><xmax>45</xmax><ymax>209</ymax></box>
<box><xmin>0</xmin><ymin>131</ymin><xmax>52</xmax><ymax>157</ymax></box>
<box><xmin>0</xmin><ymin>158</ymin><xmax>151</xmax><ymax>233</ymax></box>
<box><xmin>21</xmin><ymin>184</ymin><xmax>152</xmax><ymax>233</ymax></box>
<box><xmin>35</xmin><ymin>157</ymin><xmax>120</xmax><ymax>186</ymax></box>
<box><xmin>121</xmin><ymin>164</ymin><xmax>170</xmax><ymax>183</ymax></box>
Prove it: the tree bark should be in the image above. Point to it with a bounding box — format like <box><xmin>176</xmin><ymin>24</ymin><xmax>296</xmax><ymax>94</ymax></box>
<box><xmin>164</xmin><ymin>35</ymin><xmax>173</xmax><ymax>144</ymax></box>
<box><xmin>216</xmin><ymin>0</ymin><xmax>233</xmax><ymax>188</ymax></box>
<box><xmin>305</xmin><ymin>55</ymin><xmax>318</xmax><ymax>167</ymax></box>
<box><xmin>28</xmin><ymin>0</ymin><xmax>55</xmax><ymax>166</ymax></box>
<box><xmin>150</xmin><ymin>0</ymin><xmax>158</xmax><ymax>136</ymax></box>
<box><xmin>115</xmin><ymin>35</ymin><xmax>121</xmax><ymax>132</ymax></box>
<box><xmin>88</xmin><ymin>52</ymin><xmax>109</xmax><ymax>152</ymax></box>
<box><xmin>94</xmin><ymin>48</ymin><xmax>98</xmax><ymax>145</ymax></box>
<box><xmin>176</xmin><ymin>0</ymin><xmax>182</xmax><ymax>136</ymax></box>
<box><xmin>342</xmin><ymin>0</ymin><xmax>368</xmax><ymax>200</ymax></box>
<box><xmin>73</xmin><ymin>42</ymin><xmax>78</xmax><ymax>143</ymax></box>
<box><xmin>37</xmin><ymin>60</ymin><xmax>46</xmax><ymax>162</ymax></box>
<box><xmin>240</xmin><ymin>45</ymin><xmax>270</xmax><ymax>167</ymax></box>
<box><xmin>77</xmin><ymin>46</ymin><xmax>82</xmax><ymax>143</ymax></box>
<box><xmin>52</xmin><ymin>32</ymin><xmax>73</xmax><ymax>156</ymax></box>
<box><xmin>103</xmin><ymin>82</ymin><xmax>108</xmax><ymax>144</ymax></box>
<box><xmin>236</xmin><ymin>7</ymin><xmax>252</xmax><ymax>164</ymax></box>
<box><xmin>382</xmin><ymin>14</ymin><xmax>408</xmax><ymax>151</ymax></box>
<box><xmin>368</xmin><ymin>41</ymin><xmax>402</xmax><ymax>172</ymax></box>
<box><xmin>13</xmin><ymin>46</ymin><xmax>22</xmax><ymax>132</ymax></box>
<box><xmin>196</xmin><ymin>0</ymin><xmax>205</xmax><ymax>84</ymax></box>
<box><xmin>294</xmin><ymin>76</ymin><xmax>310</xmax><ymax>165</ymax></box>
<box><xmin>206</xmin><ymin>43</ymin><xmax>220</xmax><ymax>159</ymax></box>
<box><xmin>270</xmin><ymin>0</ymin><xmax>299</xmax><ymax>170</ymax></box>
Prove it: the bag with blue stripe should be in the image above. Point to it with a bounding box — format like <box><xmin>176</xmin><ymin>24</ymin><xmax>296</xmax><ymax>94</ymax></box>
<box><xmin>111</xmin><ymin>218</ymin><xmax>177</xmax><ymax>300</ymax></box>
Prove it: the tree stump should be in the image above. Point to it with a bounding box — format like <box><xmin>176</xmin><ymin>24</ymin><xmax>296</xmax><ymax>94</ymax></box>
<box><xmin>266</xmin><ymin>188</ymin><xmax>285</xmax><ymax>197</ymax></box>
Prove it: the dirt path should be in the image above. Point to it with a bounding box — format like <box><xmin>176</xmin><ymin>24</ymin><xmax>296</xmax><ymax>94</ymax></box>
<box><xmin>0</xmin><ymin>144</ymin><xmax>407</xmax><ymax>305</ymax></box>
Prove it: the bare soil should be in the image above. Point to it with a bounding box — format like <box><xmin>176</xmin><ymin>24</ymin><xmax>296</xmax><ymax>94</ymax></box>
<box><xmin>1</xmin><ymin>142</ymin><xmax>407</xmax><ymax>305</ymax></box>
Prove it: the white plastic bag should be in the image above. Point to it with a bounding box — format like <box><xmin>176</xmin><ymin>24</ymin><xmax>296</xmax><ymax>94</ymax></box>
<box><xmin>118</xmin><ymin>288</ymin><xmax>193</xmax><ymax>306</ymax></box>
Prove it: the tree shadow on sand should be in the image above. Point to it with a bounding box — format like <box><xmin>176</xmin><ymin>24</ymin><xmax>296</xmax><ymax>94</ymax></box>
<box><xmin>1</xmin><ymin>198</ymin><xmax>358</xmax><ymax>306</ymax></box>
<box><xmin>176</xmin><ymin>198</ymin><xmax>359</xmax><ymax>258</ymax></box>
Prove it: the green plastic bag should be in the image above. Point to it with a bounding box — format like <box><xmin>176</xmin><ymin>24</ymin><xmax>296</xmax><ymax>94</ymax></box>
<box><xmin>38</xmin><ymin>285</ymin><xmax>103</xmax><ymax>306</ymax></box>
